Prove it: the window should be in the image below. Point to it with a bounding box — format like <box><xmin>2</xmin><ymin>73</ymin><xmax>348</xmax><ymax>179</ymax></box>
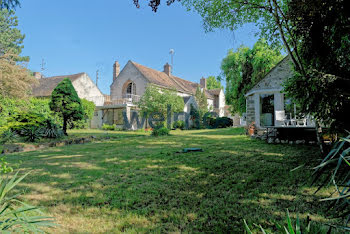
<box><xmin>126</xmin><ymin>82</ymin><xmax>136</xmax><ymax>95</ymax></box>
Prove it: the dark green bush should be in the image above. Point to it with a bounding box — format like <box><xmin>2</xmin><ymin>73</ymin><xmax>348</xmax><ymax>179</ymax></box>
<box><xmin>151</xmin><ymin>127</ymin><xmax>170</xmax><ymax>136</ymax></box>
<box><xmin>43</xmin><ymin>118</ymin><xmax>64</xmax><ymax>138</ymax></box>
<box><xmin>21</xmin><ymin>126</ymin><xmax>44</xmax><ymax>142</ymax></box>
<box><xmin>207</xmin><ymin>117</ymin><xmax>233</xmax><ymax>129</ymax></box>
<box><xmin>173</xmin><ymin>120</ymin><xmax>185</xmax><ymax>130</ymax></box>
<box><xmin>0</xmin><ymin>129</ymin><xmax>17</xmax><ymax>144</ymax></box>
<box><xmin>69</xmin><ymin>99</ymin><xmax>95</xmax><ymax>129</ymax></box>
<box><xmin>2</xmin><ymin>111</ymin><xmax>63</xmax><ymax>141</ymax></box>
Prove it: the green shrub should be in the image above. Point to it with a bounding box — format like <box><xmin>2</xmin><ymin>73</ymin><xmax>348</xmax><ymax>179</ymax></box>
<box><xmin>312</xmin><ymin>134</ymin><xmax>350</xmax><ymax>227</ymax></box>
<box><xmin>0</xmin><ymin>97</ymin><xmax>56</xmax><ymax>128</ymax></box>
<box><xmin>0</xmin><ymin>129</ymin><xmax>18</xmax><ymax>144</ymax></box>
<box><xmin>207</xmin><ymin>117</ymin><xmax>233</xmax><ymax>129</ymax></box>
<box><xmin>244</xmin><ymin>209</ymin><xmax>331</xmax><ymax>233</ymax></box>
<box><xmin>69</xmin><ymin>99</ymin><xmax>95</xmax><ymax>129</ymax></box>
<box><xmin>0</xmin><ymin>157</ymin><xmax>13</xmax><ymax>174</ymax></box>
<box><xmin>173</xmin><ymin>120</ymin><xmax>185</xmax><ymax>130</ymax></box>
<box><xmin>0</xmin><ymin>172</ymin><xmax>56</xmax><ymax>231</ymax></box>
<box><xmin>102</xmin><ymin>124</ymin><xmax>116</xmax><ymax>131</ymax></box>
<box><xmin>21</xmin><ymin>126</ymin><xmax>44</xmax><ymax>142</ymax></box>
<box><xmin>151</xmin><ymin>127</ymin><xmax>170</xmax><ymax>136</ymax></box>
<box><xmin>43</xmin><ymin>118</ymin><xmax>64</xmax><ymax>139</ymax></box>
<box><xmin>2</xmin><ymin>112</ymin><xmax>62</xmax><ymax>141</ymax></box>
<box><xmin>4</xmin><ymin>112</ymin><xmax>48</xmax><ymax>134</ymax></box>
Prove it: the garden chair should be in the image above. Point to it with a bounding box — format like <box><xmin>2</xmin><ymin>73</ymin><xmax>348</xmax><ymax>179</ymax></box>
<box><xmin>275</xmin><ymin>110</ymin><xmax>288</xmax><ymax>126</ymax></box>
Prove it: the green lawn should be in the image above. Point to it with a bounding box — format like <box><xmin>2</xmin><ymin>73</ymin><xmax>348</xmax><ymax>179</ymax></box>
<box><xmin>6</xmin><ymin>128</ymin><xmax>338</xmax><ymax>233</ymax></box>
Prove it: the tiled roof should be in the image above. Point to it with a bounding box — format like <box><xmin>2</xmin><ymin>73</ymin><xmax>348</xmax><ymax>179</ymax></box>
<box><xmin>32</xmin><ymin>73</ymin><xmax>85</xmax><ymax>97</ymax></box>
<box><xmin>131</xmin><ymin>61</ymin><xmax>214</xmax><ymax>99</ymax></box>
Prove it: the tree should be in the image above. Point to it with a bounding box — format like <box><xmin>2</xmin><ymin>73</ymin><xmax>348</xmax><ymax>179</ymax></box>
<box><xmin>69</xmin><ymin>99</ymin><xmax>96</xmax><ymax>129</ymax></box>
<box><xmin>221</xmin><ymin>39</ymin><xmax>282</xmax><ymax>115</ymax></box>
<box><xmin>49</xmin><ymin>78</ymin><xmax>84</xmax><ymax>135</ymax></box>
<box><xmin>0</xmin><ymin>0</ymin><xmax>20</xmax><ymax>10</ymax></box>
<box><xmin>284</xmin><ymin>0</ymin><xmax>350</xmax><ymax>131</ymax></box>
<box><xmin>0</xmin><ymin>9</ymin><xmax>27</xmax><ymax>60</ymax></box>
<box><xmin>133</xmin><ymin>0</ymin><xmax>179</xmax><ymax>12</ymax></box>
<box><xmin>0</xmin><ymin>54</ymin><xmax>36</xmax><ymax>99</ymax></box>
<box><xmin>206</xmin><ymin>76</ymin><xmax>223</xmax><ymax>90</ymax></box>
<box><xmin>138</xmin><ymin>85</ymin><xmax>184</xmax><ymax>118</ymax></box>
<box><xmin>194</xmin><ymin>85</ymin><xmax>207</xmax><ymax>113</ymax></box>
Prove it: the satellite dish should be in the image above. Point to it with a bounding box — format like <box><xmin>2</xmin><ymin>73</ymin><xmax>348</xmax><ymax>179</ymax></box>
<box><xmin>169</xmin><ymin>49</ymin><xmax>175</xmax><ymax>54</ymax></box>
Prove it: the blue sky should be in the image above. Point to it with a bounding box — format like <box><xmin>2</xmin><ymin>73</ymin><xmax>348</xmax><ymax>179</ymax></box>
<box><xmin>16</xmin><ymin>0</ymin><xmax>259</xmax><ymax>94</ymax></box>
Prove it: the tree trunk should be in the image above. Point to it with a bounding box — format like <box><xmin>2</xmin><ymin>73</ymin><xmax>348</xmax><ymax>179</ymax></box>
<box><xmin>63</xmin><ymin>117</ymin><xmax>68</xmax><ymax>136</ymax></box>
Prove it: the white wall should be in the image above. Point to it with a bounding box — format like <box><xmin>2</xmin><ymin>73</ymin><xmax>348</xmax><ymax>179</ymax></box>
<box><xmin>110</xmin><ymin>61</ymin><xmax>148</xmax><ymax>100</ymax></box>
<box><xmin>72</xmin><ymin>73</ymin><xmax>105</xmax><ymax>106</ymax></box>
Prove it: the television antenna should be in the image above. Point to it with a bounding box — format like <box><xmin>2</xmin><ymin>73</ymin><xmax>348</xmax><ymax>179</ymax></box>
<box><xmin>40</xmin><ymin>58</ymin><xmax>46</xmax><ymax>73</ymax></box>
<box><xmin>169</xmin><ymin>49</ymin><xmax>174</xmax><ymax>73</ymax></box>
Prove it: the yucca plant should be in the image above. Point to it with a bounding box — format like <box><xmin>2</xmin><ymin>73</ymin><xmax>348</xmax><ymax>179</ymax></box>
<box><xmin>43</xmin><ymin>120</ymin><xmax>63</xmax><ymax>139</ymax></box>
<box><xmin>21</xmin><ymin>126</ymin><xmax>44</xmax><ymax>142</ymax></box>
<box><xmin>243</xmin><ymin>209</ymin><xmax>330</xmax><ymax>233</ymax></box>
<box><xmin>312</xmin><ymin>134</ymin><xmax>350</xmax><ymax>227</ymax></box>
<box><xmin>0</xmin><ymin>171</ymin><xmax>56</xmax><ymax>232</ymax></box>
<box><xmin>0</xmin><ymin>129</ymin><xmax>18</xmax><ymax>144</ymax></box>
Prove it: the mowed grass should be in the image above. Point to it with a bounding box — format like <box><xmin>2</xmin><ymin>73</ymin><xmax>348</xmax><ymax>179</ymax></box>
<box><xmin>6</xmin><ymin>128</ymin><xmax>338</xmax><ymax>233</ymax></box>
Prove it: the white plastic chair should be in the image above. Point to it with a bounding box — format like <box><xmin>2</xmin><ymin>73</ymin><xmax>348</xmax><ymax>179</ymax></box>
<box><xmin>275</xmin><ymin>110</ymin><xmax>288</xmax><ymax>126</ymax></box>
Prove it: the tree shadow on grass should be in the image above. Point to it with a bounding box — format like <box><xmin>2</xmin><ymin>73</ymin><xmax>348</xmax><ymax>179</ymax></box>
<box><xmin>7</xmin><ymin>129</ymin><xmax>341</xmax><ymax>233</ymax></box>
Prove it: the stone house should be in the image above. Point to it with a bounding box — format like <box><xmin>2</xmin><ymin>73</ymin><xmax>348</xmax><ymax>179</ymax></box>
<box><xmin>245</xmin><ymin>55</ymin><xmax>314</xmax><ymax>129</ymax></box>
<box><xmin>32</xmin><ymin>72</ymin><xmax>105</xmax><ymax>106</ymax></box>
<box><xmin>92</xmin><ymin>61</ymin><xmax>226</xmax><ymax>129</ymax></box>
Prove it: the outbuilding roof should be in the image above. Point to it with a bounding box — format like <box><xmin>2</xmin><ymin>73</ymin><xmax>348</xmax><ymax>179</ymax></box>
<box><xmin>32</xmin><ymin>72</ymin><xmax>85</xmax><ymax>97</ymax></box>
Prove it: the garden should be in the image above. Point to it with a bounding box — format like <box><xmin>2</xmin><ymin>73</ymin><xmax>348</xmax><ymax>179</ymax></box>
<box><xmin>3</xmin><ymin>127</ymin><xmax>345</xmax><ymax>233</ymax></box>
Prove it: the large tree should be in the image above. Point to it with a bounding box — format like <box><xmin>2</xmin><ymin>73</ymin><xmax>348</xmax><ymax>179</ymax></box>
<box><xmin>138</xmin><ymin>85</ymin><xmax>184</xmax><ymax>118</ymax></box>
<box><xmin>284</xmin><ymin>0</ymin><xmax>350</xmax><ymax>131</ymax></box>
<box><xmin>0</xmin><ymin>0</ymin><xmax>20</xmax><ymax>10</ymax></box>
<box><xmin>49</xmin><ymin>78</ymin><xmax>84</xmax><ymax>135</ymax></box>
<box><xmin>222</xmin><ymin>39</ymin><xmax>282</xmax><ymax>115</ymax></box>
<box><xmin>206</xmin><ymin>76</ymin><xmax>223</xmax><ymax>90</ymax></box>
<box><xmin>0</xmin><ymin>54</ymin><xmax>36</xmax><ymax>99</ymax></box>
<box><xmin>0</xmin><ymin>9</ymin><xmax>26</xmax><ymax>60</ymax></box>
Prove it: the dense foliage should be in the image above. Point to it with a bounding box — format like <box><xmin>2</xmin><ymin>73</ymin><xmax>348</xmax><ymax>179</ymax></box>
<box><xmin>0</xmin><ymin>54</ymin><xmax>35</xmax><ymax>99</ymax></box>
<box><xmin>173</xmin><ymin>120</ymin><xmax>185</xmax><ymax>130</ymax></box>
<box><xmin>0</xmin><ymin>97</ymin><xmax>53</xmax><ymax>127</ymax></box>
<box><xmin>284</xmin><ymin>0</ymin><xmax>350</xmax><ymax>131</ymax></box>
<box><xmin>206</xmin><ymin>76</ymin><xmax>222</xmax><ymax>90</ymax></box>
<box><xmin>138</xmin><ymin>85</ymin><xmax>184</xmax><ymax>118</ymax></box>
<box><xmin>0</xmin><ymin>9</ymin><xmax>27</xmax><ymax>60</ymax></box>
<box><xmin>207</xmin><ymin>116</ymin><xmax>233</xmax><ymax>129</ymax></box>
<box><xmin>222</xmin><ymin>39</ymin><xmax>283</xmax><ymax>115</ymax></box>
<box><xmin>49</xmin><ymin>78</ymin><xmax>84</xmax><ymax>135</ymax></box>
<box><xmin>0</xmin><ymin>0</ymin><xmax>20</xmax><ymax>10</ymax></box>
<box><xmin>151</xmin><ymin>126</ymin><xmax>170</xmax><ymax>136</ymax></box>
<box><xmin>69</xmin><ymin>99</ymin><xmax>95</xmax><ymax>129</ymax></box>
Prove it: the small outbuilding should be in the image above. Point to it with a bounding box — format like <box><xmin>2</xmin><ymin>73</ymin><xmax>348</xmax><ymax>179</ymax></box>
<box><xmin>245</xmin><ymin>55</ymin><xmax>314</xmax><ymax>130</ymax></box>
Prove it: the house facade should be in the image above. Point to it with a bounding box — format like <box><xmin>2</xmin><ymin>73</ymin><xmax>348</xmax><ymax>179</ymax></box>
<box><xmin>32</xmin><ymin>72</ymin><xmax>105</xmax><ymax>106</ymax></box>
<box><xmin>92</xmin><ymin>60</ymin><xmax>226</xmax><ymax>129</ymax></box>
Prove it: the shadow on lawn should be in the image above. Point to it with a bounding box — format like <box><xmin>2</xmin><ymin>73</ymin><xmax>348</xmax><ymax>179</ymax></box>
<box><xmin>8</xmin><ymin>129</ymin><xmax>336</xmax><ymax>233</ymax></box>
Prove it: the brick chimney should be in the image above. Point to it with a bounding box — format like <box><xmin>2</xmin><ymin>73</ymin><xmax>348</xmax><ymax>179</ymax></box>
<box><xmin>33</xmin><ymin>72</ymin><xmax>42</xmax><ymax>79</ymax></box>
<box><xmin>113</xmin><ymin>61</ymin><xmax>120</xmax><ymax>82</ymax></box>
<box><xmin>200</xmin><ymin>77</ymin><xmax>207</xmax><ymax>89</ymax></box>
<box><xmin>163</xmin><ymin>63</ymin><xmax>171</xmax><ymax>76</ymax></box>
